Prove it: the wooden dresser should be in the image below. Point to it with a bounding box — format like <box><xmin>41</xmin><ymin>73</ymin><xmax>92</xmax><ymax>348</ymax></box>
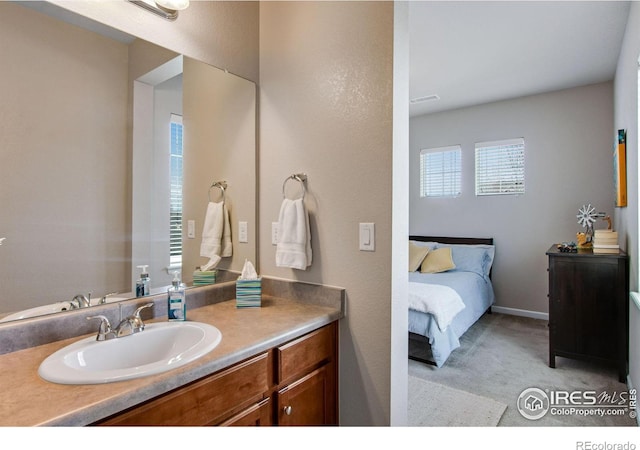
<box><xmin>546</xmin><ymin>245</ymin><xmax>629</xmax><ymax>382</ymax></box>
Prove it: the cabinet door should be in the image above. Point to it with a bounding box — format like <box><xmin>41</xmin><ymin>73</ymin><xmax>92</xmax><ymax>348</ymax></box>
<box><xmin>277</xmin><ymin>365</ymin><xmax>336</xmax><ymax>426</ymax></box>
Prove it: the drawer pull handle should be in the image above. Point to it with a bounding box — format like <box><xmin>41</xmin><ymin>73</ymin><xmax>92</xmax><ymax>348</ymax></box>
<box><xmin>283</xmin><ymin>405</ymin><xmax>293</xmax><ymax>415</ymax></box>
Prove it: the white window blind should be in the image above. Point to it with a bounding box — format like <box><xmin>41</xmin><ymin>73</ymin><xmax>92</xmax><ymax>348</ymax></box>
<box><xmin>475</xmin><ymin>138</ymin><xmax>525</xmax><ymax>196</ymax></box>
<box><xmin>419</xmin><ymin>145</ymin><xmax>461</xmax><ymax>197</ymax></box>
<box><xmin>169</xmin><ymin>114</ymin><xmax>183</xmax><ymax>267</ymax></box>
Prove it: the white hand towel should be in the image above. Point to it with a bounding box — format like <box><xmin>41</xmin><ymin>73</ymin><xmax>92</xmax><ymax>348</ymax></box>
<box><xmin>221</xmin><ymin>202</ymin><xmax>232</xmax><ymax>257</ymax></box>
<box><xmin>276</xmin><ymin>198</ymin><xmax>312</xmax><ymax>270</ymax></box>
<box><xmin>200</xmin><ymin>201</ymin><xmax>223</xmax><ymax>257</ymax></box>
<box><xmin>200</xmin><ymin>201</ymin><xmax>233</xmax><ymax>264</ymax></box>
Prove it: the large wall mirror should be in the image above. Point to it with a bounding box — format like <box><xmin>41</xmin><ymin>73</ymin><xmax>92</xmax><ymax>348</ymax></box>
<box><xmin>0</xmin><ymin>1</ymin><xmax>256</xmax><ymax>322</ymax></box>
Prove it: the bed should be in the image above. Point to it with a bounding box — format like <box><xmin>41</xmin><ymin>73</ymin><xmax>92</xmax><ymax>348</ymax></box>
<box><xmin>408</xmin><ymin>236</ymin><xmax>495</xmax><ymax>367</ymax></box>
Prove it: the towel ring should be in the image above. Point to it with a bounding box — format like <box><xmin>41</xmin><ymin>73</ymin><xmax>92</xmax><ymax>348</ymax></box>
<box><xmin>282</xmin><ymin>174</ymin><xmax>307</xmax><ymax>200</ymax></box>
<box><xmin>208</xmin><ymin>181</ymin><xmax>227</xmax><ymax>202</ymax></box>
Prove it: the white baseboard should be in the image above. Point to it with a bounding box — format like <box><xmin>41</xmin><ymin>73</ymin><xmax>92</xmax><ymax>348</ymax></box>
<box><xmin>491</xmin><ymin>305</ymin><xmax>549</xmax><ymax>321</ymax></box>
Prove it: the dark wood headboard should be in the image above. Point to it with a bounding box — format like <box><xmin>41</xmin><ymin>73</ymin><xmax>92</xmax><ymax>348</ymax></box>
<box><xmin>409</xmin><ymin>235</ymin><xmax>494</xmax><ymax>246</ymax></box>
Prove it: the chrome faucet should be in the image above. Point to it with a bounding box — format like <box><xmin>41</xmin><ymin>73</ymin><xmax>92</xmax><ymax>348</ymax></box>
<box><xmin>86</xmin><ymin>314</ymin><xmax>115</xmax><ymax>341</ymax></box>
<box><xmin>99</xmin><ymin>292</ymin><xmax>118</xmax><ymax>305</ymax></box>
<box><xmin>87</xmin><ymin>303</ymin><xmax>154</xmax><ymax>341</ymax></box>
<box><xmin>70</xmin><ymin>293</ymin><xmax>91</xmax><ymax>309</ymax></box>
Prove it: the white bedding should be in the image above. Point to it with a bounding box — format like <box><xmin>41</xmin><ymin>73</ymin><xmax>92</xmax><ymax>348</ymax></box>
<box><xmin>408</xmin><ymin>270</ymin><xmax>495</xmax><ymax>367</ymax></box>
<box><xmin>408</xmin><ymin>282</ymin><xmax>465</xmax><ymax>332</ymax></box>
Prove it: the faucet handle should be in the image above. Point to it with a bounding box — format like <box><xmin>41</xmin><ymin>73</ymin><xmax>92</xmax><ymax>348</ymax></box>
<box><xmin>131</xmin><ymin>302</ymin><xmax>154</xmax><ymax>332</ymax></box>
<box><xmin>99</xmin><ymin>292</ymin><xmax>118</xmax><ymax>305</ymax></box>
<box><xmin>71</xmin><ymin>293</ymin><xmax>91</xmax><ymax>309</ymax></box>
<box><xmin>87</xmin><ymin>315</ymin><xmax>113</xmax><ymax>341</ymax></box>
<box><xmin>134</xmin><ymin>302</ymin><xmax>154</xmax><ymax>318</ymax></box>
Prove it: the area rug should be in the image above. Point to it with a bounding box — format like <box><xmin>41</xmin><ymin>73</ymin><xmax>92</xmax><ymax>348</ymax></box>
<box><xmin>408</xmin><ymin>376</ymin><xmax>507</xmax><ymax>426</ymax></box>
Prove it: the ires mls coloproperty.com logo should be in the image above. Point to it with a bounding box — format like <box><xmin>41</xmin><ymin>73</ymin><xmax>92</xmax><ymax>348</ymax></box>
<box><xmin>517</xmin><ymin>387</ymin><xmax>637</xmax><ymax>420</ymax></box>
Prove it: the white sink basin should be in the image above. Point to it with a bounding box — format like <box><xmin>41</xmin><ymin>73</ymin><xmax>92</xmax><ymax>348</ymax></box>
<box><xmin>0</xmin><ymin>295</ymin><xmax>130</xmax><ymax>323</ymax></box>
<box><xmin>0</xmin><ymin>302</ymin><xmax>73</xmax><ymax>322</ymax></box>
<box><xmin>38</xmin><ymin>321</ymin><xmax>222</xmax><ymax>384</ymax></box>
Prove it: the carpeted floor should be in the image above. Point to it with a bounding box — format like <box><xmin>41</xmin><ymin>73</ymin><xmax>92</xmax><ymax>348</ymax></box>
<box><xmin>408</xmin><ymin>312</ymin><xmax>637</xmax><ymax>427</ymax></box>
<box><xmin>408</xmin><ymin>376</ymin><xmax>507</xmax><ymax>426</ymax></box>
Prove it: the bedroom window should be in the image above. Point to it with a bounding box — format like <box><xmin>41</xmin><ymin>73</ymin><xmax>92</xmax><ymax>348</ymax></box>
<box><xmin>475</xmin><ymin>138</ymin><xmax>525</xmax><ymax>196</ymax></box>
<box><xmin>419</xmin><ymin>145</ymin><xmax>462</xmax><ymax>198</ymax></box>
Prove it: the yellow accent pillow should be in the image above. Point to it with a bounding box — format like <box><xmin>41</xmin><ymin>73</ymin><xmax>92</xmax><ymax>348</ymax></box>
<box><xmin>420</xmin><ymin>247</ymin><xmax>456</xmax><ymax>273</ymax></box>
<box><xmin>409</xmin><ymin>242</ymin><xmax>430</xmax><ymax>272</ymax></box>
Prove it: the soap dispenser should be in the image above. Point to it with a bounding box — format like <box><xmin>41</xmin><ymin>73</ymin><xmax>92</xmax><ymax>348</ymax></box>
<box><xmin>136</xmin><ymin>265</ymin><xmax>150</xmax><ymax>297</ymax></box>
<box><xmin>167</xmin><ymin>271</ymin><xmax>186</xmax><ymax>321</ymax></box>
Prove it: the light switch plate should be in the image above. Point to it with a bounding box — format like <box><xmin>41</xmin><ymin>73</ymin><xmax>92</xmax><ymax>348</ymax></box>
<box><xmin>359</xmin><ymin>223</ymin><xmax>375</xmax><ymax>251</ymax></box>
<box><xmin>239</xmin><ymin>221</ymin><xmax>248</xmax><ymax>243</ymax></box>
<box><xmin>187</xmin><ymin>220</ymin><xmax>195</xmax><ymax>239</ymax></box>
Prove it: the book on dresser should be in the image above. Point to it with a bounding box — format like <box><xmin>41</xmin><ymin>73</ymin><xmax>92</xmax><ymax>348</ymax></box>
<box><xmin>593</xmin><ymin>229</ymin><xmax>620</xmax><ymax>253</ymax></box>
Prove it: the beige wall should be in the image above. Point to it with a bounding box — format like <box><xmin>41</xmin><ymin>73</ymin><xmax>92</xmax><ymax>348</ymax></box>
<box><xmin>259</xmin><ymin>1</ymin><xmax>395</xmax><ymax>425</ymax></box>
<box><xmin>49</xmin><ymin>0</ymin><xmax>260</xmax><ymax>83</ymax></box>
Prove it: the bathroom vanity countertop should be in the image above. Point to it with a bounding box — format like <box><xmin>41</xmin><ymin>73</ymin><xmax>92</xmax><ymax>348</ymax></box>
<box><xmin>0</xmin><ymin>295</ymin><xmax>343</xmax><ymax>426</ymax></box>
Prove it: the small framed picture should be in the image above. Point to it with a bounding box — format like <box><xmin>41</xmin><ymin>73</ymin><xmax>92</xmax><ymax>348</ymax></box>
<box><xmin>614</xmin><ymin>129</ymin><xmax>627</xmax><ymax>207</ymax></box>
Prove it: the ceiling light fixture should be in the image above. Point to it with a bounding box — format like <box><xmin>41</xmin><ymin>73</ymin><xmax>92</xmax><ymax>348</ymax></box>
<box><xmin>128</xmin><ymin>0</ymin><xmax>189</xmax><ymax>21</ymax></box>
<box><xmin>410</xmin><ymin>94</ymin><xmax>440</xmax><ymax>104</ymax></box>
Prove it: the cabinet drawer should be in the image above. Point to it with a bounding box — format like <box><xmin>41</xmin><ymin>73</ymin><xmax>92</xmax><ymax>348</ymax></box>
<box><xmin>276</xmin><ymin>323</ymin><xmax>336</xmax><ymax>384</ymax></box>
<box><xmin>219</xmin><ymin>398</ymin><xmax>272</xmax><ymax>426</ymax></box>
<box><xmin>99</xmin><ymin>352</ymin><xmax>269</xmax><ymax>426</ymax></box>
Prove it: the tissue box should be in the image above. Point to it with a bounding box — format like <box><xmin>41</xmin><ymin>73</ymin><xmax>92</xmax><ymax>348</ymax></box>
<box><xmin>236</xmin><ymin>278</ymin><xmax>262</xmax><ymax>308</ymax></box>
<box><xmin>193</xmin><ymin>270</ymin><xmax>217</xmax><ymax>286</ymax></box>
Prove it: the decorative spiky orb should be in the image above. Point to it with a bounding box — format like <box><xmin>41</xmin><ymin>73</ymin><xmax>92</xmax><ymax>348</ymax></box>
<box><xmin>577</xmin><ymin>204</ymin><xmax>597</xmax><ymax>229</ymax></box>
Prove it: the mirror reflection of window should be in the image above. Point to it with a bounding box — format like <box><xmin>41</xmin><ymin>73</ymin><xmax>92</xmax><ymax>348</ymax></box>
<box><xmin>170</xmin><ymin>113</ymin><xmax>184</xmax><ymax>268</ymax></box>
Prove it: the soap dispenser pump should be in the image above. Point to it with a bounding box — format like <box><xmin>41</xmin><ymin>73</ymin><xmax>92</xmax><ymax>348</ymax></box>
<box><xmin>136</xmin><ymin>265</ymin><xmax>150</xmax><ymax>297</ymax></box>
<box><xmin>167</xmin><ymin>271</ymin><xmax>186</xmax><ymax>321</ymax></box>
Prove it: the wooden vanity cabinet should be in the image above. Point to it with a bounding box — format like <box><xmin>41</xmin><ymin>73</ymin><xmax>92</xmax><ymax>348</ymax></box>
<box><xmin>275</xmin><ymin>323</ymin><xmax>338</xmax><ymax>425</ymax></box>
<box><xmin>95</xmin><ymin>321</ymin><xmax>338</xmax><ymax>426</ymax></box>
